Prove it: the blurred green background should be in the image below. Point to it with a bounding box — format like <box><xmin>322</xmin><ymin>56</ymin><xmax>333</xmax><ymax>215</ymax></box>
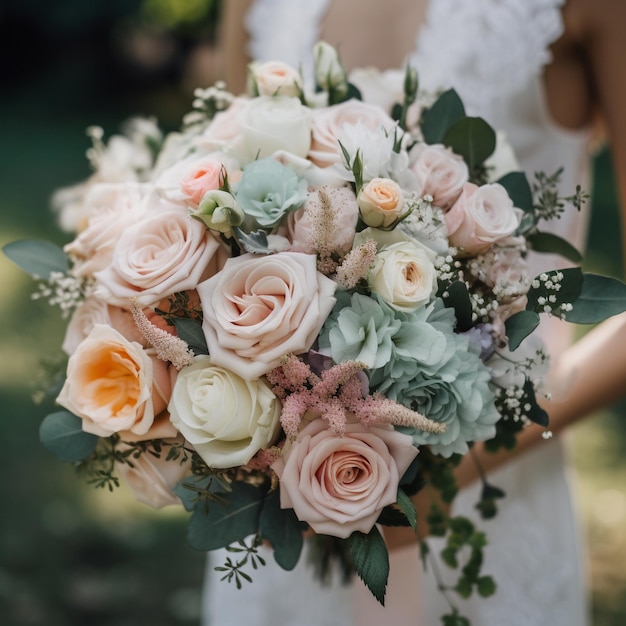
<box><xmin>1</xmin><ymin>1</ymin><xmax>625</xmax><ymax>624</ymax></box>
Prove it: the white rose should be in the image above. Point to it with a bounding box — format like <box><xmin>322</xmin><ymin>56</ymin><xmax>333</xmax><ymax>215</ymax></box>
<box><xmin>248</xmin><ymin>61</ymin><xmax>303</xmax><ymax>97</ymax></box>
<box><xmin>358</xmin><ymin>177</ymin><xmax>405</xmax><ymax>228</ymax></box>
<box><xmin>358</xmin><ymin>228</ymin><xmax>437</xmax><ymax>311</ymax></box>
<box><xmin>239</xmin><ymin>96</ymin><xmax>312</xmax><ymax>160</ymax></box>
<box><xmin>169</xmin><ymin>356</ymin><xmax>281</xmax><ymax>468</ymax></box>
<box><xmin>313</xmin><ymin>41</ymin><xmax>348</xmax><ymax>93</ymax></box>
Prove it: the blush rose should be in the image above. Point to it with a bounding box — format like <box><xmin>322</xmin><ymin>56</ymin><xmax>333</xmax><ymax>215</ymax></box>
<box><xmin>272</xmin><ymin>418</ymin><xmax>418</xmax><ymax>538</ymax></box>
<box><xmin>197</xmin><ymin>252</ymin><xmax>337</xmax><ymax>380</ymax></box>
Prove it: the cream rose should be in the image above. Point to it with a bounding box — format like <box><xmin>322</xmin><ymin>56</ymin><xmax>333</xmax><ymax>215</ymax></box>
<box><xmin>115</xmin><ymin>438</ymin><xmax>191</xmax><ymax>508</ymax></box>
<box><xmin>95</xmin><ymin>199</ymin><xmax>223</xmax><ymax>306</ymax></box>
<box><xmin>249</xmin><ymin>61</ymin><xmax>303</xmax><ymax>97</ymax></box>
<box><xmin>197</xmin><ymin>252</ymin><xmax>337</xmax><ymax>380</ymax></box>
<box><xmin>309</xmin><ymin>100</ymin><xmax>396</xmax><ymax>168</ymax></box>
<box><xmin>56</xmin><ymin>324</ymin><xmax>174</xmax><ymax>439</ymax></box>
<box><xmin>272</xmin><ymin>419</ymin><xmax>418</xmax><ymax>538</ymax></box>
<box><xmin>369</xmin><ymin>240</ymin><xmax>437</xmax><ymax>311</ymax></box>
<box><xmin>409</xmin><ymin>143</ymin><xmax>469</xmax><ymax>211</ymax></box>
<box><xmin>357</xmin><ymin>177</ymin><xmax>405</xmax><ymax>228</ymax></box>
<box><xmin>169</xmin><ymin>356</ymin><xmax>281</xmax><ymax>468</ymax></box>
<box><xmin>445</xmin><ymin>183</ymin><xmax>520</xmax><ymax>256</ymax></box>
<box><xmin>239</xmin><ymin>96</ymin><xmax>312</xmax><ymax>160</ymax></box>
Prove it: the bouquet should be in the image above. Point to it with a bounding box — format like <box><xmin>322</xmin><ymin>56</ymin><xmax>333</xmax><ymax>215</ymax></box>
<box><xmin>6</xmin><ymin>42</ymin><xmax>626</xmax><ymax>622</ymax></box>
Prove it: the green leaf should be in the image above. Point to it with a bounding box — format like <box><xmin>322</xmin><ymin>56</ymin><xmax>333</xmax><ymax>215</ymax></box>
<box><xmin>421</xmin><ymin>89</ymin><xmax>466</xmax><ymax>144</ymax></box>
<box><xmin>440</xmin><ymin>546</ymin><xmax>458</xmax><ymax>568</ymax></box>
<box><xmin>259</xmin><ymin>490</ymin><xmax>304</xmax><ymax>571</ymax></box>
<box><xmin>442</xmin><ymin>612</ymin><xmax>471</xmax><ymax>626</ymax></box>
<box><xmin>505</xmin><ymin>310</ymin><xmax>540</xmax><ymax>351</ymax></box>
<box><xmin>477</xmin><ymin>575</ymin><xmax>497</xmax><ymax>597</ymax></box>
<box><xmin>523</xmin><ymin>379</ymin><xmax>549</xmax><ymax>427</ymax></box>
<box><xmin>3</xmin><ymin>239</ymin><xmax>69</xmax><ymax>279</ymax></box>
<box><xmin>174</xmin><ymin>475</ymin><xmax>218</xmax><ymax>512</ymax></box>
<box><xmin>481</xmin><ymin>482</ymin><xmax>506</xmax><ymax>501</ymax></box>
<box><xmin>232</xmin><ymin>227</ymin><xmax>272</xmax><ymax>255</ymax></box>
<box><xmin>563</xmin><ymin>273</ymin><xmax>626</xmax><ymax>323</ymax></box>
<box><xmin>395</xmin><ymin>488</ymin><xmax>417</xmax><ymax>530</ymax></box>
<box><xmin>188</xmin><ymin>482</ymin><xmax>264</xmax><ymax>551</ymax></box>
<box><xmin>349</xmin><ymin>527</ymin><xmax>389</xmax><ymax>606</ymax></box>
<box><xmin>527</xmin><ymin>232</ymin><xmax>582</xmax><ymax>263</ymax></box>
<box><xmin>345</xmin><ymin>82</ymin><xmax>362</xmax><ymax>101</ymax></box>
<box><xmin>526</xmin><ymin>267</ymin><xmax>583</xmax><ymax>313</ymax></box>
<box><xmin>171</xmin><ymin>318</ymin><xmax>208</xmax><ymax>355</ymax></box>
<box><xmin>440</xmin><ymin>281</ymin><xmax>473</xmax><ymax>332</ymax></box>
<box><xmin>377</xmin><ymin>506</ymin><xmax>413</xmax><ymax>527</ymax></box>
<box><xmin>497</xmin><ymin>172</ymin><xmax>533</xmax><ymax>212</ymax></box>
<box><xmin>443</xmin><ymin>117</ymin><xmax>496</xmax><ymax>170</ymax></box>
<box><xmin>39</xmin><ymin>411</ymin><xmax>98</xmax><ymax>462</ymax></box>
<box><xmin>455</xmin><ymin>576</ymin><xmax>472</xmax><ymax>599</ymax></box>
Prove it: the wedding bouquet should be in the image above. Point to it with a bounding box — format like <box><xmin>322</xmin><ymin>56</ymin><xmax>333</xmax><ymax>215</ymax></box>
<box><xmin>7</xmin><ymin>42</ymin><xmax>625</xmax><ymax>621</ymax></box>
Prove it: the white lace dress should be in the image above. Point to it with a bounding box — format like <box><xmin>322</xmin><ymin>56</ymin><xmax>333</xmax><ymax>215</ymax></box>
<box><xmin>203</xmin><ymin>1</ymin><xmax>591</xmax><ymax>624</ymax></box>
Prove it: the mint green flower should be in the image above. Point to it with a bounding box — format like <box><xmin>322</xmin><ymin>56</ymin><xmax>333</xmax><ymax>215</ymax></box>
<box><xmin>318</xmin><ymin>291</ymin><xmax>401</xmax><ymax>370</ymax></box>
<box><xmin>235</xmin><ymin>158</ymin><xmax>307</xmax><ymax>228</ymax></box>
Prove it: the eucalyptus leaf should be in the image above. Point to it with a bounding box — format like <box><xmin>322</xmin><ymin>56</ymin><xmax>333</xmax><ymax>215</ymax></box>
<box><xmin>188</xmin><ymin>482</ymin><xmax>265</xmax><ymax>551</ymax></box>
<box><xmin>232</xmin><ymin>227</ymin><xmax>272</xmax><ymax>255</ymax></box>
<box><xmin>443</xmin><ymin>117</ymin><xmax>496</xmax><ymax>170</ymax></box>
<box><xmin>497</xmin><ymin>172</ymin><xmax>532</xmax><ymax>213</ymax></box>
<box><xmin>421</xmin><ymin>89</ymin><xmax>466</xmax><ymax>144</ymax></box>
<box><xmin>3</xmin><ymin>239</ymin><xmax>69</xmax><ymax>279</ymax></box>
<box><xmin>260</xmin><ymin>490</ymin><xmax>304</xmax><ymax>570</ymax></box>
<box><xmin>349</xmin><ymin>527</ymin><xmax>389</xmax><ymax>606</ymax></box>
<box><xmin>171</xmin><ymin>318</ymin><xmax>208</xmax><ymax>355</ymax></box>
<box><xmin>522</xmin><ymin>379</ymin><xmax>549</xmax><ymax>427</ymax></box>
<box><xmin>505</xmin><ymin>310</ymin><xmax>540</xmax><ymax>351</ymax></box>
<box><xmin>526</xmin><ymin>267</ymin><xmax>583</xmax><ymax>313</ymax></box>
<box><xmin>563</xmin><ymin>273</ymin><xmax>626</xmax><ymax>323</ymax></box>
<box><xmin>527</xmin><ymin>232</ymin><xmax>582</xmax><ymax>263</ymax></box>
<box><xmin>39</xmin><ymin>411</ymin><xmax>98</xmax><ymax>462</ymax></box>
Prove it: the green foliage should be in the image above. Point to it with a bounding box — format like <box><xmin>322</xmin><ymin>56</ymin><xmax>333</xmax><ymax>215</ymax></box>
<box><xmin>213</xmin><ymin>536</ymin><xmax>267</xmax><ymax>589</ymax></box>
<box><xmin>187</xmin><ymin>482</ymin><xmax>266</xmax><ymax>551</ymax></box>
<box><xmin>563</xmin><ymin>273</ymin><xmax>626</xmax><ymax>323</ymax></box>
<box><xmin>349</xmin><ymin>527</ymin><xmax>390</xmax><ymax>606</ymax></box>
<box><xmin>3</xmin><ymin>239</ymin><xmax>69</xmax><ymax>279</ymax></box>
<box><xmin>527</xmin><ymin>232</ymin><xmax>582</xmax><ymax>263</ymax></box>
<box><xmin>526</xmin><ymin>267</ymin><xmax>583</xmax><ymax>314</ymax></box>
<box><xmin>497</xmin><ymin>172</ymin><xmax>533</xmax><ymax>212</ymax></box>
<box><xmin>440</xmin><ymin>281</ymin><xmax>473</xmax><ymax>332</ymax></box>
<box><xmin>395</xmin><ymin>488</ymin><xmax>417</xmax><ymax>530</ymax></box>
<box><xmin>505</xmin><ymin>310</ymin><xmax>540</xmax><ymax>351</ymax></box>
<box><xmin>442</xmin><ymin>610</ymin><xmax>471</xmax><ymax>626</ymax></box>
<box><xmin>232</xmin><ymin>227</ymin><xmax>272</xmax><ymax>255</ymax></box>
<box><xmin>171</xmin><ymin>317</ymin><xmax>208</xmax><ymax>355</ymax></box>
<box><xmin>259</xmin><ymin>490</ymin><xmax>304</xmax><ymax>570</ymax></box>
<box><xmin>443</xmin><ymin>117</ymin><xmax>496</xmax><ymax>172</ymax></box>
<box><xmin>421</xmin><ymin>89</ymin><xmax>466</xmax><ymax>144</ymax></box>
<box><xmin>39</xmin><ymin>411</ymin><xmax>98</xmax><ymax>462</ymax></box>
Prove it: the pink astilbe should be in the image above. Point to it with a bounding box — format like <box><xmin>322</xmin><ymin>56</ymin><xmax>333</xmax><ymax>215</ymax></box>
<box><xmin>335</xmin><ymin>239</ymin><xmax>378</xmax><ymax>289</ymax></box>
<box><xmin>268</xmin><ymin>355</ymin><xmax>444</xmax><ymax>438</ymax></box>
<box><xmin>245</xmin><ymin>446</ymin><xmax>283</xmax><ymax>471</ymax></box>
<box><xmin>129</xmin><ymin>298</ymin><xmax>194</xmax><ymax>370</ymax></box>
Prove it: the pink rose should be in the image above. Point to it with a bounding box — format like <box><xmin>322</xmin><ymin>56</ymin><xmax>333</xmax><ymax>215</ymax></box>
<box><xmin>200</xmin><ymin>97</ymin><xmax>248</xmax><ymax>150</ymax></box>
<box><xmin>57</xmin><ymin>324</ymin><xmax>174</xmax><ymax>439</ymax></box>
<box><xmin>445</xmin><ymin>183</ymin><xmax>520</xmax><ymax>256</ymax></box>
<box><xmin>197</xmin><ymin>252</ymin><xmax>336</xmax><ymax>380</ymax></box>
<box><xmin>180</xmin><ymin>159</ymin><xmax>224</xmax><ymax>205</ymax></box>
<box><xmin>409</xmin><ymin>143</ymin><xmax>469</xmax><ymax>210</ymax></box>
<box><xmin>286</xmin><ymin>186</ymin><xmax>358</xmax><ymax>255</ymax></box>
<box><xmin>309</xmin><ymin>100</ymin><xmax>396</xmax><ymax>168</ymax></box>
<box><xmin>249</xmin><ymin>60</ymin><xmax>303</xmax><ymax>97</ymax></box>
<box><xmin>272</xmin><ymin>419</ymin><xmax>418</xmax><ymax>538</ymax></box>
<box><xmin>484</xmin><ymin>245</ymin><xmax>530</xmax><ymax>302</ymax></box>
<box><xmin>65</xmin><ymin>183</ymin><xmax>150</xmax><ymax>278</ymax></box>
<box><xmin>115</xmin><ymin>438</ymin><xmax>191</xmax><ymax>508</ymax></box>
<box><xmin>95</xmin><ymin>199</ymin><xmax>223</xmax><ymax>306</ymax></box>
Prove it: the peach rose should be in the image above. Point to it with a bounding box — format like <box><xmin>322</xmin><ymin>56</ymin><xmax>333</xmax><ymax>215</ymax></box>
<box><xmin>286</xmin><ymin>186</ymin><xmax>359</xmax><ymax>255</ymax></box>
<box><xmin>197</xmin><ymin>252</ymin><xmax>337</xmax><ymax>380</ymax></box>
<box><xmin>409</xmin><ymin>143</ymin><xmax>469</xmax><ymax>211</ymax></box>
<box><xmin>57</xmin><ymin>324</ymin><xmax>174</xmax><ymax>439</ymax></box>
<box><xmin>249</xmin><ymin>60</ymin><xmax>303</xmax><ymax>97</ymax></box>
<box><xmin>445</xmin><ymin>183</ymin><xmax>520</xmax><ymax>256</ymax></box>
<box><xmin>357</xmin><ymin>177</ymin><xmax>405</xmax><ymax>228</ymax></box>
<box><xmin>95</xmin><ymin>200</ymin><xmax>223</xmax><ymax>306</ymax></box>
<box><xmin>272</xmin><ymin>419</ymin><xmax>418</xmax><ymax>538</ymax></box>
<box><xmin>115</xmin><ymin>438</ymin><xmax>191</xmax><ymax>508</ymax></box>
<box><xmin>309</xmin><ymin>100</ymin><xmax>396</xmax><ymax>168</ymax></box>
